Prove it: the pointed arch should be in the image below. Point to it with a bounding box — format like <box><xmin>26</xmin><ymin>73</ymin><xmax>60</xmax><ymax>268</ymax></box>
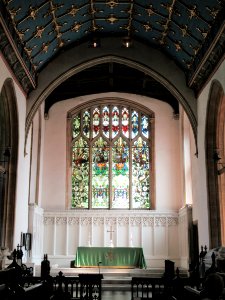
<box><xmin>67</xmin><ymin>97</ymin><xmax>155</xmax><ymax>210</ymax></box>
<box><xmin>25</xmin><ymin>40</ymin><xmax>197</xmax><ymax>152</ymax></box>
<box><xmin>0</xmin><ymin>78</ymin><xmax>18</xmax><ymax>249</ymax></box>
<box><xmin>206</xmin><ymin>80</ymin><xmax>225</xmax><ymax>248</ymax></box>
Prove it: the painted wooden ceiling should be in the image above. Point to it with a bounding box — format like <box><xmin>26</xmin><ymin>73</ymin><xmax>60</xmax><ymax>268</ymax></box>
<box><xmin>0</xmin><ymin>0</ymin><xmax>225</xmax><ymax>96</ymax></box>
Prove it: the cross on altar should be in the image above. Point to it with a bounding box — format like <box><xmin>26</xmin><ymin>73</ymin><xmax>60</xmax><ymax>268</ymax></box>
<box><xmin>107</xmin><ymin>226</ymin><xmax>114</xmax><ymax>247</ymax></box>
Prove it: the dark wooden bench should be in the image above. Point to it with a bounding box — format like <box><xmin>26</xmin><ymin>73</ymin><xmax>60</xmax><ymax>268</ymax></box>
<box><xmin>79</xmin><ymin>274</ymin><xmax>103</xmax><ymax>300</ymax></box>
<box><xmin>131</xmin><ymin>277</ymin><xmax>166</xmax><ymax>300</ymax></box>
<box><xmin>51</xmin><ymin>271</ymin><xmax>80</xmax><ymax>299</ymax></box>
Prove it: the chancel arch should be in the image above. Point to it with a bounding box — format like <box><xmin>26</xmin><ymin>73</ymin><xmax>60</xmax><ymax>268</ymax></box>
<box><xmin>0</xmin><ymin>78</ymin><xmax>18</xmax><ymax>249</ymax></box>
<box><xmin>206</xmin><ymin>80</ymin><xmax>225</xmax><ymax>248</ymax></box>
<box><xmin>25</xmin><ymin>40</ymin><xmax>197</xmax><ymax>152</ymax></box>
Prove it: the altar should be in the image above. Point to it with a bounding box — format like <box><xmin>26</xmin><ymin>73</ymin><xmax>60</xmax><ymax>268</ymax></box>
<box><xmin>74</xmin><ymin>247</ymin><xmax>147</xmax><ymax>269</ymax></box>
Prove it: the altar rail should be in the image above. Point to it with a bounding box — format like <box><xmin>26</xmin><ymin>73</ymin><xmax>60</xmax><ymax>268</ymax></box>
<box><xmin>30</xmin><ymin>206</ymin><xmax>192</xmax><ymax>269</ymax></box>
<box><xmin>6</xmin><ymin>270</ymin><xmax>201</xmax><ymax>300</ymax></box>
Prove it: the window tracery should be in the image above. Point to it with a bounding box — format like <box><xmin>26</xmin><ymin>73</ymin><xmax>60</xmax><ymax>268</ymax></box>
<box><xmin>70</xmin><ymin>100</ymin><xmax>154</xmax><ymax>209</ymax></box>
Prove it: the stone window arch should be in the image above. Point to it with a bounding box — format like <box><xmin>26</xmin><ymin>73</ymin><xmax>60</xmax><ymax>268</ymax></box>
<box><xmin>206</xmin><ymin>80</ymin><xmax>225</xmax><ymax>248</ymax></box>
<box><xmin>67</xmin><ymin>98</ymin><xmax>155</xmax><ymax>210</ymax></box>
<box><xmin>0</xmin><ymin>78</ymin><xmax>18</xmax><ymax>249</ymax></box>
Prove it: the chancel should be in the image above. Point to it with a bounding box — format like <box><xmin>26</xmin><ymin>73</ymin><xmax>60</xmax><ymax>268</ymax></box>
<box><xmin>1</xmin><ymin>0</ymin><xmax>225</xmax><ymax>299</ymax></box>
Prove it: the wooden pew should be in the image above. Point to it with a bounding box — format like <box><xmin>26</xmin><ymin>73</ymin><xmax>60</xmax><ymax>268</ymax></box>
<box><xmin>131</xmin><ymin>275</ymin><xmax>195</xmax><ymax>300</ymax></box>
<box><xmin>50</xmin><ymin>271</ymin><xmax>80</xmax><ymax>300</ymax></box>
<box><xmin>131</xmin><ymin>277</ymin><xmax>166</xmax><ymax>300</ymax></box>
<box><xmin>79</xmin><ymin>274</ymin><xmax>103</xmax><ymax>300</ymax></box>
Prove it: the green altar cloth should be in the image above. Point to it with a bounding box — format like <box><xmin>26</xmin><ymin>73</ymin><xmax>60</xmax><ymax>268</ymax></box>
<box><xmin>74</xmin><ymin>247</ymin><xmax>147</xmax><ymax>269</ymax></box>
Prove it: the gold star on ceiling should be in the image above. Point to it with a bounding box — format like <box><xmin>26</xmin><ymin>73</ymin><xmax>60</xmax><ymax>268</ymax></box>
<box><xmin>189</xmin><ymin>44</ymin><xmax>200</xmax><ymax>55</ymax></box>
<box><xmin>106</xmin><ymin>0</ymin><xmax>118</xmax><ymax>9</ymax></box>
<box><xmin>9</xmin><ymin>7</ymin><xmax>21</xmax><ymax>23</ymax></box>
<box><xmin>58</xmin><ymin>40</ymin><xmax>65</xmax><ymax>47</ymax></box>
<box><xmin>71</xmin><ymin>23</ymin><xmax>82</xmax><ymax>32</ymax></box>
<box><xmin>183</xmin><ymin>59</ymin><xmax>193</xmax><ymax>69</ymax></box>
<box><xmin>24</xmin><ymin>46</ymin><xmax>33</xmax><ymax>57</ymax></box>
<box><xmin>106</xmin><ymin>14</ymin><xmax>118</xmax><ymax>24</ymax></box>
<box><xmin>206</xmin><ymin>7</ymin><xmax>219</xmax><ymax>19</ymax></box>
<box><xmin>28</xmin><ymin>6</ymin><xmax>39</xmax><ymax>20</ymax></box>
<box><xmin>161</xmin><ymin>2</ymin><xmax>174</xmax><ymax>15</ymax></box>
<box><xmin>15</xmin><ymin>28</ymin><xmax>25</xmax><ymax>40</ymax></box>
<box><xmin>143</xmin><ymin>23</ymin><xmax>152</xmax><ymax>32</ymax></box>
<box><xmin>146</xmin><ymin>6</ymin><xmax>155</xmax><ymax>16</ymax></box>
<box><xmin>120</xmin><ymin>23</ymin><xmax>130</xmax><ymax>32</ymax></box>
<box><xmin>187</xmin><ymin>5</ymin><xmax>199</xmax><ymax>19</ymax></box>
<box><xmin>68</xmin><ymin>5</ymin><xmax>79</xmax><ymax>17</ymax></box>
<box><xmin>41</xmin><ymin>42</ymin><xmax>50</xmax><ymax>53</ymax></box>
<box><xmin>35</xmin><ymin>26</ymin><xmax>45</xmax><ymax>38</ymax></box>
<box><xmin>196</xmin><ymin>27</ymin><xmax>209</xmax><ymax>39</ymax></box>
<box><xmin>180</xmin><ymin>25</ymin><xmax>188</xmax><ymax>37</ymax></box>
<box><xmin>174</xmin><ymin>41</ymin><xmax>182</xmax><ymax>52</ymax></box>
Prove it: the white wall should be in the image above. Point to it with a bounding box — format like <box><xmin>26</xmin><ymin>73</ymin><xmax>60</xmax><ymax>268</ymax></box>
<box><xmin>42</xmin><ymin>92</ymin><xmax>182</xmax><ymax>211</ymax></box>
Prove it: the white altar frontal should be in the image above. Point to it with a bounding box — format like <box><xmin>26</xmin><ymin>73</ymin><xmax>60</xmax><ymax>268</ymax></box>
<box><xmin>30</xmin><ymin>205</ymin><xmax>192</xmax><ymax>270</ymax></box>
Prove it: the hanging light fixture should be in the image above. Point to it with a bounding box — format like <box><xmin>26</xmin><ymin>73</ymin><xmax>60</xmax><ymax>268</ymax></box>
<box><xmin>89</xmin><ymin>36</ymin><xmax>101</xmax><ymax>48</ymax></box>
<box><xmin>122</xmin><ymin>36</ymin><xmax>132</xmax><ymax>48</ymax></box>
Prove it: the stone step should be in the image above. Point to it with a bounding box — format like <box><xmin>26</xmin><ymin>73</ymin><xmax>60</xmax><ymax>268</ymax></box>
<box><xmin>102</xmin><ymin>284</ymin><xmax>131</xmax><ymax>291</ymax></box>
<box><xmin>49</xmin><ymin>267</ymin><xmax>171</xmax><ymax>277</ymax></box>
<box><xmin>103</xmin><ymin>278</ymin><xmax>131</xmax><ymax>284</ymax></box>
<box><xmin>102</xmin><ymin>277</ymin><xmax>131</xmax><ymax>290</ymax></box>
<box><xmin>100</xmin><ymin>270</ymin><xmax>189</xmax><ymax>291</ymax></box>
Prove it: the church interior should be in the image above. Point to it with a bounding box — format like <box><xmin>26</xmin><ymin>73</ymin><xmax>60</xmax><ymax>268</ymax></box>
<box><xmin>1</xmin><ymin>0</ymin><xmax>225</xmax><ymax>299</ymax></box>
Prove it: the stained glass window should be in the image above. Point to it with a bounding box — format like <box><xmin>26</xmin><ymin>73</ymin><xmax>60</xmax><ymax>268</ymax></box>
<box><xmin>92</xmin><ymin>137</ymin><xmax>109</xmax><ymax>208</ymax></box>
<box><xmin>70</xmin><ymin>101</ymin><xmax>154</xmax><ymax>209</ymax></box>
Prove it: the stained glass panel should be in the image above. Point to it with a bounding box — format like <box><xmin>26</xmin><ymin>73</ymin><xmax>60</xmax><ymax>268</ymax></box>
<box><xmin>112</xmin><ymin>106</ymin><xmax>119</xmax><ymax>138</ymax></box>
<box><xmin>112</xmin><ymin>137</ymin><xmax>129</xmax><ymax>208</ymax></box>
<box><xmin>132</xmin><ymin>137</ymin><xmax>150</xmax><ymax>208</ymax></box>
<box><xmin>141</xmin><ymin>115</ymin><xmax>149</xmax><ymax>138</ymax></box>
<box><xmin>93</xmin><ymin>107</ymin><xmax>100</xmax><ymax>138</ymax></box>
<box><xmin>71</xmin><ymin>102</ymin><xmax>153</xmax><ymax>210</ymax></box>
<box><xmin>83</xmin><ymin>110</ymin><xmax>90</xmax><ymax>138</ymax></box>
<box><xmin>72</xmin><ymin>114</ymin><xmax>80</xmax><ymax>139</ymax></box>
<box><xmin>131</xmin><ymin>110</ymin><xmax>139</xmax><ymax>139</ymax></box>
<box><xmin>72</xmin><ymin>137</ymin><xmax>89</xmax><ymax>208</ymax></box>
<box><xmin>102</xmin><ymin>106</ymin><xmax>110</xmax><ymax>138</ymax></box>
<box><xmin>122</xmin><ymin>107</ymin><xmax>129</xmax><ymax>138</ymax></box>
<box><xmin>92</xmin><ymin>137</ymin><xmax>109</xmax><ymax>208</ymax></box>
